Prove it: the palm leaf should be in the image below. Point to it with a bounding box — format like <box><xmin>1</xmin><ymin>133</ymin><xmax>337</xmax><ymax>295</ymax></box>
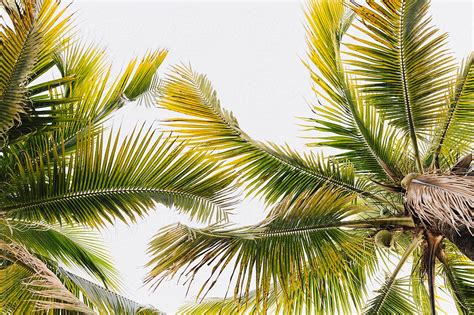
<box><xmin>304</xmin><ymin>0</ymin><xmax>409</xmax><ymax>183</ymax></box>
<box><xmin>146</xmin><ymin>187</ymin><xmax>380</xmax><ymax>314</ymax></box>
<box><xmin>178</xmin><ymin>288</ymin><xmax>280</xmax><ymax>315</ymax></box>
<box><xmin>0</xmin><ymin>240</ymin><xmax>92</xmax><ymax>313</ymax></box>
<box><xmin>1</xmin><ymin>219</ymin><xmax>120</xmax><ymax>289</ymax></box>
<box><xmin>347</xmin><ymin>0</ymin><xmax>456</xmax><ymax>172</ymax></box>
<box><xmin>364</xmin><ymin>232</ymin><xmax>423</xmax><ymax>314</ymax></box>
<box><xmin>159</xmin><ymin>64</ymin><xmax>376</xmax><ymax>203</ymax></box>
<box><xmin>438</xmin><ymin>245</ymin><xmax>474</xmax><ymax>314</ymax></box>
<box><xmin>56</xmin><ymin>267</ymin><xmax>165</xmax><ymax>315</ymax></box>
<box><xmin>2</xmin><ymin>125</ymin><xmax>238</xmax><ymax>227</ymax></box>
<box><xmin>0</xmin><ymin>0</ymin><xmax>72</xmax><ymax>140</ymax></box>
<box><xmin>429</xmin><ymin>53</ymin><xmax>474</xmax><ymax>169</ymax></box>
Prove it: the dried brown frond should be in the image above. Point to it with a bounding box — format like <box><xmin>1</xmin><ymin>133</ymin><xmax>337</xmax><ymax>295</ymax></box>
<box><xmin>405</xmin><ymin>175</ymin><xmax>474</xmax><ymax>234</ymax></box>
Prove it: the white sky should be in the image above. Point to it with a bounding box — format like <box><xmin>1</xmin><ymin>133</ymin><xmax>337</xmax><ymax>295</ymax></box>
<box><xmin>70</xmin><ymin>1</ymin><xmax>473</xmax><ymax>313</ymax></box>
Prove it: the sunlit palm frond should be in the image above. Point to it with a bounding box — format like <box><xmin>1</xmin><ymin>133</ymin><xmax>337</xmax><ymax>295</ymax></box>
<box><xmin>0</xmin><ymin>0</ymin><xmax>72</xmax><ymax>141</ymax></box>
<box><xmin>410</xmin><ymin>247</ymin><xmax>434</xmax><ymax>315</ymax></box>
<box><xmin>1</xmin><ymin>219</ymin><xmax>120</xmax><ymax>289</ymax></box>
<box><xmin>304</xmin><ymin>0</ymin><xmax>409</xmax><ymax>184</ymax></box>
<box><xmin>346</xmin><ymin>0</ymin><xmax>456</xmax><ymax>172</ymax></box>
<box><xmin>55</xmin><ymin>267</ymin><xmax>165</xmax><ymax>315</ymax></box>
<box><xmin>0</xmin><ymin>241</ymin><xmax>92</xmax><ymax>313</ymax></box>
<box><xmin>428</xmin><ymin>53</ymin><xmax>474</xmax><ymax>170</ymax></box>
<box><xmin>20</xmin><ymin>43</ymin><xmax>168</xmax><ymax>155</ymax></box>
<box><xmin>2</xmin><ymin>125</ymin><xmax>238</xmax><ymax>227</ymax></box>
<box><xmin>146</xmin><ymin>187</ymin><xmax>382</xmax><ymax>314</ymax></box>
<box><xmin>364</xmin><ymin>233</ymin><xmax>423</xmax><ymax>314</ymax></box>
<box><xmin>159</xmin><ymin>64</ymin><xmax>376</xmax><ymax>204</ymax></box>
<box><xmin>178</xmin><ymin>289</ymin><xmax>280</xmax><ymax>315</ymax></box>
<box><xmin>438</xmin><ymin>245</ymin><xmax>474</xmax><ymax>314</ymax></box>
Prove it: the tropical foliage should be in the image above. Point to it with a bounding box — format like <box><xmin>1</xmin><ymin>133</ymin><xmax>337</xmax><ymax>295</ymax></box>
<box><xmin>0</xmin><ymin>0</ymin><xmax>237</xmax><ymax>313</ymax></box>
<box><xmin>145</xmin><ymin>0</ymin><xmax>474</xmax><ymax>314</ymax></box>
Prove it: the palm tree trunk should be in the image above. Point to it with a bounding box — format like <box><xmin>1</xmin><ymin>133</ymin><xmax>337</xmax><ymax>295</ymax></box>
<box><xmin>441</xmin><ymin>225</ymin><xmax>474</xmax><ymax>261</ymax></box>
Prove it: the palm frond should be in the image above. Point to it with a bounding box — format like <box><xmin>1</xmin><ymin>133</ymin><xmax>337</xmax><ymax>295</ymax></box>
<box><xmin>146</xmin><ymin>187</ymin><xmax>379</xmax><ymax>314</ymax></box>
<box><xmin>364</xmin><ymin>233</ymin><xmax>423</xmax><ymax>314</ymax></box>
<box><xmin>0</xmin><ymin>0</ymin><xmax>72</xmax><ymax>141</ymax></box>
<box><xmin>304</xmin><ymin>0</ymin><xmax>409</xmax><ymax>183</ymax></box>
<box><xmin>56</xmin><ymin>267</ymin><xmax>165</xmax><ymax>315</ymax></box>
<box><xmin>405</xmin><ymin>174</ymin><xmax>474</xmax><ymax>233</ymax></box>
<box><xmin>347</xmin><ymin>0</ymin><xmax>456</xmax><ymax>172</ymax></box>
<box><xmin>178</xmin><ymin>289</ymin><xmax>280</xmax><ymax>315</ymax></box>
<box><xmin>438</xmin><ymin>245</ymin><xmax>474</xmax><ymax>314</ymax></box>
<box><xmin>429</xmin><ymin>53</ymin><xmax>474</xmax><ymax>169</ymax></box>
<box><xmin>1</xmin><ymin>219</ymin><xmax>120</xmax><ymax>289</ymax></box>
<box><xmin>0</xmin><ymin>240</ymin><xmax>92</xmax><ymax>313</ymax></box>
<box><xmin>159</xmin><ymin>64</ymin><xmax>376</xmax><ymax>203</ymax></box>
<box><xmin>2</xmin><ymin>125</ymin><xmax>238</xmax><ymax>227</ymax></box>
<box><xmin>19</xmin><ymin>43</ymin><xmax>168</xmax><ymax>154</ymax></box>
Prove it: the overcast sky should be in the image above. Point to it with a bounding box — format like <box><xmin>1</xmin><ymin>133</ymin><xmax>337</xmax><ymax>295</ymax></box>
<box><xmin>70</xmin><ymin>1</ymin><xmax>473</xmax><ymax>313</ymax></box>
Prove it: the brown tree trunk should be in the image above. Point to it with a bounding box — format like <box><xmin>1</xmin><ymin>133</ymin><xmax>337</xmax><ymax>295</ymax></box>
<box><xmin>440</xmin><ymin>225</ymin><xmax>474</xmax><ymax>261</ymax></box>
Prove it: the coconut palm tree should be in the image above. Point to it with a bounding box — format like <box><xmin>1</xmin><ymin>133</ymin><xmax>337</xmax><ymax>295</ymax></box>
<box><xmin>146</xmin><ymin>0</ymin><xmax>473</xmax><ymax>313</ymax></box>
<box><xmin>0</xmin><ymin>0</ymin><xmax>237</xmax><ymax>313</ymax></box>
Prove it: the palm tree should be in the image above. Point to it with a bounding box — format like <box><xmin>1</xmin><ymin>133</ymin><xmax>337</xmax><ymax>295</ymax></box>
<box><xmin>146</xmin><ymin>0</ymin><xmax>473</xmax><ymax>313</ymax></box>
<box><xmin>0</xmin><ymin>0</ymin><xmax>237</xmax><ymax>313</ymax></box>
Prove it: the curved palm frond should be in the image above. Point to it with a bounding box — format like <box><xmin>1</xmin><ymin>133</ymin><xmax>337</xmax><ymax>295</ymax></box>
<box><xmin>347</xmin><ymin>0</ymin><xmax>456</xmax><ymax>172</ymax></box>
<box><xmin>438</xmin><ymin>245</ymin><xmax>474</xmax><ymax>314</ymax></box>
<box><xmin>364</xmin><ymin>232</ymin><xmax>423</xmax><ymax>314</ymax></box>
<box><xmin>146</xmin><ymin>187</ymin><xmax>382</xmax><ymax>314</ymax></box>
<box><xmin>0</xmin><ymin>258</ymin><xmax>162</xmax><ymax>315</ymax></box>
<box><xmin>304</xmin><ymin>0</ymin><xmax>410</xmax><ymax>184</ymax></box>
<box><xmin>2</xmin><ymin>125</ymin><xmax>238</xmax><ymax>227</ymax></box>
<box><xmin>0</xmin><ymin>240</ymin><xmax>92</xmax><ymax>314</ymax></box>
<box><xmin>178</xmin><ymin>288</ymin><xmax>280</xmax><ymax>315</ymax></box>
<box><xmin>159</xmin><ymin>64</ymin><xmax>376</xmax><ymax>203</ymax></box>
<box><xmin>0</xmin><ymin>0</ymin><xmax>72</xmax><ymax>142</ymax></box>
<box><xmin>16</xmin><ymin>43</ymin><xmax>168</xmax><ymax>156</ymax></box>
<box><xmin>1</xmin><ymin>219</ymin><xmax>120</xmax><ymax>289</ymax></box>
<box><xmin>429</xmin><ymin>53</ymin><xmax>474</xmax><ymax>169</ymax></box>
<box><xmin>55</xmin><ymin>267</ymin><xmax>165</xmax><ymax>315</ymax></box>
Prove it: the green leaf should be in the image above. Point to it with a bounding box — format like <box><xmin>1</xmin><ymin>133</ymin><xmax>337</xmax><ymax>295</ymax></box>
<box><xmin>146</xmin><ymin>187</ymin><xmax>378</xmax><ymax>314</ymax></box>
<box><xmin>0</xmin><ymin>0</ymin><xmax>72</xmax><ymax>141</ymax></box>
<box><xmin>1</xmin><ymin>219</ymin><xmax>120</xmax><ymax>289</ymax></box>
<box><xmin>439</xmin><ymin>246</ymin><xmax>474</xmax><ymax>314</ymax></box>
<box><xmin>3</xmin><ymin>125</ymin><xmax>238</xmax><ymax>226</ymax></box>
<box><xmin>347</xmin><ymin>0</ymin><xmax>456</xmax><ymax>172</ymax></box>
<box><xmin>304</xmin><ymin>0</ymin><xmax>409</xmax><ymax>183</ymax></box>
<box><xmin>364</xmin><ymin>233</ymin><xmax>423</xmax><ymax>314</ymax></box>
<box><xmin>429</xmin><ymin>53</ymin><xmax>474</xmax><ymax>170</ymax></box>
<box><xmin>159</xmin><ymin>64</ymin><xmax>376</xmax><ymax>203</ymax></box>
<box><xmin>56</xmin><ymin>267</ymin><xmax>165</xmax><ymax>315</ymax></box>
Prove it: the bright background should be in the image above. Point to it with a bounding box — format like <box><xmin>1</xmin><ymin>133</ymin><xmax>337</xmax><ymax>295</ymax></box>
<box><xmin>70</xmin><ymin>1</ymin><xmax>473</xmax><ymax>313</ymax></box>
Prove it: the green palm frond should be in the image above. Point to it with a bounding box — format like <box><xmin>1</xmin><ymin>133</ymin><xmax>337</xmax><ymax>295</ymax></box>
<box><xmin>2</xmin><ymin>125</ymin><xmax>238</xmax><ymax>227</ymax></box>
<box><xmin>0</xmin><ymin>0</ymin><xmax>72</xmax><ymax>141</ymax></box>
<box><xmin>304</xmin><ymin>0</ymin><xmax>409</xmax><ymax>183</ymax></box>
<box><xmin>364</xmin><ymin>233</ymin><xmax>423</xmax><ymax>314</ymax></box>
<box><xmin>159</xmin><ymin>64</ymin><xmax>376</xmax><ymax>203</ymax></box>
<box><xmin>0</xmin><ymin>258</ymin><xmax>162</xmax><ymax>315</ymax></box>
<box><xmin>146</xmin><ymin>187</ymin><xmax>381</xmax><ymax>314</ymax></box>
<box><xmin>429</xmin><ymin>53</ymin><xmax>474</xmax><ymax>169</ymax></box>
<box><xmin>439</xmin><ymin>245</ymin><xmax>474</xmax><ymax>314</ymax></box>
<box><xmin>410</xmin><ymin>248</ymin><xmax>433</xmax><ymax>315</ymax></box>
<box><xmin>19</xmin><ymin>43</ymin><xmax>168</xmax><ymax>155</ymax></box>
<box><xmin>56</xmin><ymin>267</ymin><xmax>165</xmax><ymax>315</ymax></box>
<box><xmin>178</xmin><ymin>289</ymin><xmax>280</xmax><ymax>315</ymax></box>
<box><xmin>1</xmin><ymin>219</ymin><xmax>120</xmax><ymax>289</ymax></box>
<box><xmin>0</xmin><ymin>240</ymin><xmax>92</xmax><ymax>313</ymax></box>
<box><xmin>346</xmin><ymin>0</ymin><xmax>456</xmax><ymax>172</ymax></box>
